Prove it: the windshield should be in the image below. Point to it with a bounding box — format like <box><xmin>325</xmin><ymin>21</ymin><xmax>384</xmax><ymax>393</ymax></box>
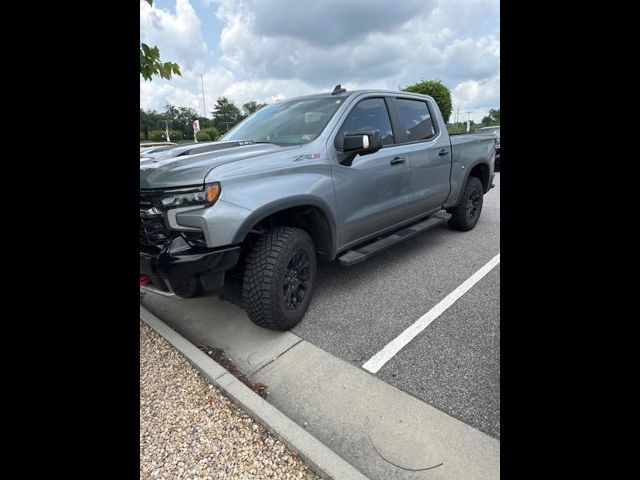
<box><xmin>221</xmin><ymin>97</ymin><xmax>346</xmax><ymax>146</ymax></box>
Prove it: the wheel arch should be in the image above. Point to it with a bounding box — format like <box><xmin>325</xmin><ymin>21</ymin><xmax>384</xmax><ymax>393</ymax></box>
<box><xmin>448</xmin><ymin>161</ymin><xmax>492</xmax><ymax>207</ymax></box>
<box><xmin>232</xmin><ymin>196</ymin><xmax>338</xmax><ymax>260</ymax></box>
<box><xmin>467</xmin><ymin>162</ymin><xmax>491</xmax><ymax>193</ymax></box>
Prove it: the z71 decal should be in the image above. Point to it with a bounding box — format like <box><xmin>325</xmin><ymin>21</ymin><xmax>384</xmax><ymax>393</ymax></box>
<box><xmin>292</xmin><ymin>153</ymin><xmax>321</xmax><ymax>161</ymax></box>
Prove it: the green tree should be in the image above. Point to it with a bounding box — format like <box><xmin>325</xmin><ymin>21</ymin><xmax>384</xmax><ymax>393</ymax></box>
<box><xmin>148</xmin><ymin>130</ymin><xmax>170</xmax><ymax>142</ymax></box>
<box><xmin>447</xmin><ymin>120</ymin><xmax>476</xmax><ymax>134</ymax></box>
<box><xmin>196</xmin><ymin>127</ymin><xmax>220</xmax><ymax>142</ymax></box>
<box><xmin>140</xmin><ymin>1</ymin><xmax>181</xmax><ymax>81</ymax></box>
<box><xmin>480</xmin><ymin>108</ymin><xmax>500</xmax><ymax>127</ymax></box>
<box><xmin>140</xmin><ymin>108</ymin><xmax>168</xmax><ymax>140</ymax></box>
<box><xmin>402</xmin><ymin>80</ymin><xmax>453</xmax><ymax>123</ymax></box>
<box><xmin>197</xmin><ymin>117</ymin><xmax>214</xmax><ymax>129</ymax></box>
<box><xmin>242</xmin><ymin>101</ymin><xmax>267</xmax><ymax>117</ymax></box>
<box><xmin>212</xmin><ymin>97</ymin><xmax>242</xmax><ymax>133</ymax></box>
<box><xmin>163</xmin><ymin>104</ymin><xmax>200</xmax><ymax>138</ymax></box>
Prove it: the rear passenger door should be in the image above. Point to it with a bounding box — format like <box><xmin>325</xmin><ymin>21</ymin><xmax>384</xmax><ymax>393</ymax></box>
<box><xmin>389</xmin><ymin>97</ymin><xmax>452</xmax><ymax>218</ymax></box>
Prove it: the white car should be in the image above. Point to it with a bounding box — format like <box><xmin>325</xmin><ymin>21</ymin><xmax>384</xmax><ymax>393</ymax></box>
<box><xmin>140</xmin><ymin>141</ymin><xmax>176</xmax><ymax>150</ymax></box>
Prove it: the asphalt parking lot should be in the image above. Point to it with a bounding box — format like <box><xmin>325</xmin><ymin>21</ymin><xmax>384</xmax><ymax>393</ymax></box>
<box><xmin>146</xmin><ymin>172</ymin><xmax>500</xmax><ymax>442</ymax></box>
<box><xmin>287</xmin><ymin>172</ymin><xmax>501</xmax><ymax>438</ymax></box>
<box><xmin>286</xmin><ymin>172</ymin><xmax>500</xmax><ymax>438</ymax></box>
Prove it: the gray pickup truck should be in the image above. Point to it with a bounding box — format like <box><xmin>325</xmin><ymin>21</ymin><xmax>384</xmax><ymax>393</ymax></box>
<box><xmin>140</xmin><ymin>87</ymin><xmax>496</xmax><ymax>330</ymax></box>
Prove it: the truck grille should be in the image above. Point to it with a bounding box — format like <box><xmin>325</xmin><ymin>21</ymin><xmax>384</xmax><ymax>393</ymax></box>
<box><xmin>140</xmin><ymin>189</ymin><xmax>208</xmax><ymax>249</ymax></box>
<box><xmin>140</xmin><ymin>216</ymin><xmax>172</xmax><ymax>248</ymax></box>
<box><xmin>140</xmin><ymin>191</ymin><xmax>172</xmax><ymax>249</ymax></box>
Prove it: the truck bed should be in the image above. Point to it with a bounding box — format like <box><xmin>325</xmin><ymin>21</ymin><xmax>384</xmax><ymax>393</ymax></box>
<box><xmin>445</xmin><ymin>133</ymin><xmax>496</xmax><ymax>208</ymax></box>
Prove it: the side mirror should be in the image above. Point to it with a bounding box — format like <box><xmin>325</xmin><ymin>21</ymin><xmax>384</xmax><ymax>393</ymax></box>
<box><xmin>342</xmin><ymin>130</ymin><xmax>383</xmax><ymax>156</ymax></box>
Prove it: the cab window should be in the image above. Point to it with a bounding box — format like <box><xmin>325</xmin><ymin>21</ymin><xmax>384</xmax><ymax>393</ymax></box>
<box><xmin>396</xmin><ymin>99</ymin><xmax>436</xmax><ymax>142</ymax></box>
<box><xmin>337</xmin><ymin>98</ymin><xmax>395</xmax><ymax>147</ymax></box>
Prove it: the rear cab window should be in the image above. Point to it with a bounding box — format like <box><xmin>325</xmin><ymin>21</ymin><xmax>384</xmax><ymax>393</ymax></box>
<box><xmin>395</xmin><ymin>98</ymin><xmax>437</xmax><ymax>142</ymax></box>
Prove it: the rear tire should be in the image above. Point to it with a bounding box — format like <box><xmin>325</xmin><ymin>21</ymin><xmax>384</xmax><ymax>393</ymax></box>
<box><xmin>448</xmin><ymin>176</ymin><xmax>484</xmax><ymax>231</ymax></box>
<box><xmin>242</xmin><ymin>227</ymin><xmax>317</xmax><ymax>330</ymax></box>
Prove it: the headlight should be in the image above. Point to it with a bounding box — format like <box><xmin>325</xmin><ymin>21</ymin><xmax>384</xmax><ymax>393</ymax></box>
<box><xmin>160</xmin><ymin>183</ymin><xmax>221</xmax><ymax>208</ymax></box>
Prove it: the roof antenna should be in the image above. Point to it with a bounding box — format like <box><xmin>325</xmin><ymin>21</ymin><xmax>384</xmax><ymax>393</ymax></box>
<box><xmin>332</xmin><ymin>84</ymin><xmax>346</xmax><ymax>95</ymax></box>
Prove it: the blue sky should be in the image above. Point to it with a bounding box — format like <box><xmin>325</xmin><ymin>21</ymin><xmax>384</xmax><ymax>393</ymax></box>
<box><xmin>141</xmin><ymin>0</ymin><xmax>499</xmax><ymax>122</ymax></box>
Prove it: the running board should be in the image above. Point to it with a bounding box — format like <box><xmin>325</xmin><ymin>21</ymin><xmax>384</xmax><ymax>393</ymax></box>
<box><xmin>338</xmin><ymin>211</ymin><xmax>451</xmax><ymax>266</ymax></box>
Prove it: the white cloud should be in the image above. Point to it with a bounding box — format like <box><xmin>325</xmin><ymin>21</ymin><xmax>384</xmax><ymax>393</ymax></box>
<box><xmin>252</xmin><ymin>0</ymin><xmax>433</xmax><ymax>47</ymax></box>
<box><xmin>452</xmin><ymin>76</ymin><xmax>500</xmax><ymax>122</ymax></box>
<box><xmin>140</xmin><ymin>65</ymin><xmax>234</xmax><ymax>114</ymax></box>
<box><xmin>443</xmin><ymin>36</ymin><xmax>500</xmax><ymax>81</ymax></box>
<box><xmin>428</xmin><ymin>0</ymin><xmax>499</xmax><ymax>39</ymax></box>
<box><xmin>140</xmin><ymin>0</ymin><xmax>500</xmax><ymax>121</ymax></box>
<box><xmin>140</xmin><ymin>0</ymin><xmax>207</xmax><ymax>70</ymax></box>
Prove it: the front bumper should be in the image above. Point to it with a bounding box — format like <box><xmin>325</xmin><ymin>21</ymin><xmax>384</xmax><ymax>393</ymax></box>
<box><xmin>140</xmin><ymin>239</ymin><xmax>241</xmax><ymax>297</ymax></box>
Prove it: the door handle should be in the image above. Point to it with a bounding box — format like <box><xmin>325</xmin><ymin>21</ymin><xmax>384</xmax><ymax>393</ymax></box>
<box><xmin>390</xmin><ymin>156</ymin><xmax>406</xmax><ymax>165</ymax></box>
<box><xmin>438</xmin><ymin>149</ymin><xmax>449</xmax><ymax>156</ymax></box>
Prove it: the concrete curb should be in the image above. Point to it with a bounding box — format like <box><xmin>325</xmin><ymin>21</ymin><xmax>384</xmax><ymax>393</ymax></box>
<box><xmin>140</xmin><ymin>305</ymin><xmax>370</xmax><ymax>480</ymax></box>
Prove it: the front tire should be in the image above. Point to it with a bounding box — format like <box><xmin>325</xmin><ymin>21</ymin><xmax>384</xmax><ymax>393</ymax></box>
<box><xmin>242</xmin><ymin>227</ymin><xmax>317</xmax><ymax>330</ymax></box>
<box><xmin>448</xmin><ymin>176</ymin><xmax>484</xmax><ymax>231</ymax></box>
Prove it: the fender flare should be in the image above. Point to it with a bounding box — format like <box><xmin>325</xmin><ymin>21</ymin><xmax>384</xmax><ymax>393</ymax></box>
<box><xmin>232</xmin><ymin>196</ymin><xmax>339</xmax><ymax>258</ymax></box>
<box><xmin>447</xmin><ymin>161</ymin><xmax>492</xmax><ymax>208</ymax></box>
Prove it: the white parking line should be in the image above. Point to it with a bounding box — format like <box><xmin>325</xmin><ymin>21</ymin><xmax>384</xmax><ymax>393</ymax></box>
<box><xmin>362</xmin><ymin>253</ymin><xmax>500</xmax><ymax>374</ymax></box>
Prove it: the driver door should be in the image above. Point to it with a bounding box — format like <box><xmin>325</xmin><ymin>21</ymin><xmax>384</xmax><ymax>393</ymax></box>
<box><xmin>331</xmin><ymin>97</ymin><xmax>411</xmax><ymax>249</ymax></box>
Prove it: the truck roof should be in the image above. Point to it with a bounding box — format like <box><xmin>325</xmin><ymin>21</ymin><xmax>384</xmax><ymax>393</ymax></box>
<box><xmin>281</xmin><ymin>89</ymin><xmax>430</xmax><ymax>102</ymax></box>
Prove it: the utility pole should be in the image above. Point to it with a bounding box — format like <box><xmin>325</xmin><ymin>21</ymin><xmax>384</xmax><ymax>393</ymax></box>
<box><xmin>200</xmin><ymin>74</ymin><xmax>206</xmax><ymax>118</ymax></box>
<box><xmin>456</xmin><ymin>108</ymin><xmax>460</xmax><ymax>125</ymax></box>
<box><xmin>164</xmin><ymin>98</ymin><xmax>171</xmax><ymax>142</ymax></box>
<box><xmin>466</xmin><ymin>111</ymin><xmax>472</xmax><ymax>133</ymax></box>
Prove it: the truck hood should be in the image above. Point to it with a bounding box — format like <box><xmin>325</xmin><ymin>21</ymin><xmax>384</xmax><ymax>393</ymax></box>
<box><xmin>140</xmin><ymin>142</ymin><xmax>298</xmax><ymax>189</ymax></box>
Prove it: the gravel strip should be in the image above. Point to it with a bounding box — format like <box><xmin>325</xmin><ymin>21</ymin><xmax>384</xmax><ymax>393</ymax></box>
<box><xmin>140</xmin><ymin>320</ymin><xmax>321</xmax><ymax>480</ymax></box>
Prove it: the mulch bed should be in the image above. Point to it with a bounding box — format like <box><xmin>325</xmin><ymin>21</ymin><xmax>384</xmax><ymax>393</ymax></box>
<box><xmin>197</xmin><ymin>345</ymin><xmax>269</xmax><ymax>399</ymax></box>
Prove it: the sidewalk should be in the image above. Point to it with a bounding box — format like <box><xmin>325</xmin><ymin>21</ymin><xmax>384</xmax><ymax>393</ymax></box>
<box><xmin>142</xmin><ymin>293</ymin><xmax>500</xmax><ymax>480</ymax></box>
<box><xmin>140</xmin><ymin>320</ymin><xmax>320</xmax><ymax>479</ymax></box>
